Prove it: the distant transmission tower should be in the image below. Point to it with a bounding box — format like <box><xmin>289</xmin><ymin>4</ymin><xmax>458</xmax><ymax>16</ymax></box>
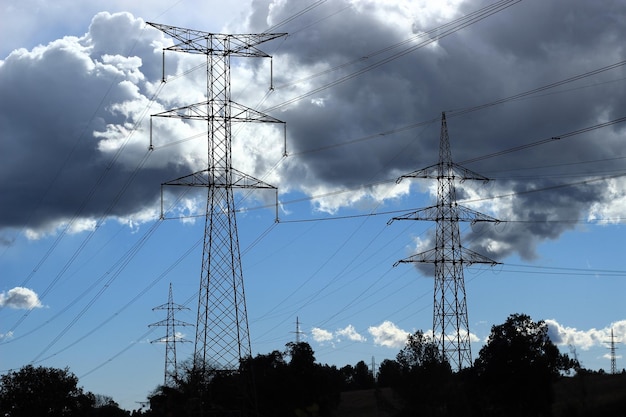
<box><xmin>371</xmin><ymin>356</ymin><xmax>376</xmax><ymax>382</ymax></box>
<box><xmin>606</xmin><ymin>327</ymin><xmax>619</xmax><ymax>374</ymax></box>
<box><xmin>150</xmin><ymin>283</ymin><xmax>192</xmax><ymax>387</ymax></box>
<box><xmin>389</xmin><ymin>112</ymin><xmax>500</xmax><ymax>370</ymax></box>
<box><xmin>292</xmin><ymin>316</ymin><xmax>305</xmax><ymax>344</ymax></box>
<box><xmin>148</xmin><ymin>23</ymin><xmax>286</xmax><ymax>375</ymax></box>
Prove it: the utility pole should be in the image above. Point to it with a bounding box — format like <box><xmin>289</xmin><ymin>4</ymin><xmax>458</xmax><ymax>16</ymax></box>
<box><xmin>149</xmin><ymin>283</ymin><xmax>192</xmax><ymax>387</ymax></box>
<box><xmin>148</xmin><ymin>22</ymin><xmax>287</xmax><ymax>414</ymax></box>
<box><xmin>389</xmin><ymin>112</ymin><xmax>500</xmax><ymax>370</ymax></box>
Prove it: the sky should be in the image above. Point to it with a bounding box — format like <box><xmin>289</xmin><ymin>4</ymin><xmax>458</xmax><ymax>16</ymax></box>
<box><xmin>1</xmin><ymin>0</ymin><xmax>626</xmax><ymax>410</ymax></box>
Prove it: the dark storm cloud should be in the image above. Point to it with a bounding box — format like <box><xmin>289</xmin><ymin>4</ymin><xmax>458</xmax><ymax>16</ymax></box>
<box><xmin>261</xmin><ymin>0</ymin><xmax>626</xmax><ymax>187</ymax></box>
<box><xmin>464</xmin><ymin>179</ymin><xmax>608</xmax><ymax>261</ymax></box>
<box><xmin>248</xmin><ymin>0</ymin><xmax>626</xmax><ymax>262</ymax></box>
<box><xmin>0</xmin><ymin>12</ymin><xmax>187</xmax><ymax>234</ymax></box>
<box><xmin>1</xmin><ymin>0</ymin><xmax>625</xmax><ymax>265</ymax></box>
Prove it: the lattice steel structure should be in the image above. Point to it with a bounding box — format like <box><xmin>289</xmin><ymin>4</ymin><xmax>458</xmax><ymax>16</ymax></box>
<box><xmin>607</xmin><ymin>328</ymin><xmax>619</xmax><ymax>374</ymax></box>
<box><xmin>293</xmin><ymin>316</ymin><xmax>305</xmax><ymax>344</ymax></box>
<box><xmin>150</xmin><ymin>283</ymin><xmax>192</xmax><ymax>387</ymax></box>
<box><xmin>390</xmin><ymin>112</ymin><xmax>500</xmax><ymax>370</ymax></box>
<box><xmin>147</xmin><ymin>23</ymin><xmax>286</xmax><ymax>375</ymax></box>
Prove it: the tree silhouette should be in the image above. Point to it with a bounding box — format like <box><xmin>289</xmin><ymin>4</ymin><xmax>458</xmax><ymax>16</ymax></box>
<box><xmin>474</xmin><ymin>313</ymin><xmax>578</xmax><ymax>416</ymax></box>
<box><xmin>384</xmin><ymin>331</ymin><xmax>453</xmax><ymax>416</ymax></box>
<box><xmin>339</xmin><ymin>361</ymin><xmax>374</xmax><ymax>390</ymax></box>
<box><xmin>376</xmin><ymin>359</ymin><xmax>402</xmax><ymax>388</ymax></box>
<box><xmin>148</xmin><ymin>343</ymin><xmax>342</xmax><ymax>416</ymax></box>
<box><xmin>0</xmin><ymin>365</ymin><xmax>94</xmax><ymax>417</ymax></box>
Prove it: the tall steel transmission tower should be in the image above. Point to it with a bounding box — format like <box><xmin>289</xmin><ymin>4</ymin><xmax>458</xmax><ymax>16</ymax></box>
<box><xmin>150</xmin><ymin>283</ymin><xmax>192</xmax><ymax>387</ymax></box>
<box><xmin>147</xmin><ymin>23</ymin><xmax>286</xmax><ymax>375</ymax></box>
<box><xmin>389</xmin><ymin>112</ymin><xmax>500</xmax><ymax>370</ymax></box>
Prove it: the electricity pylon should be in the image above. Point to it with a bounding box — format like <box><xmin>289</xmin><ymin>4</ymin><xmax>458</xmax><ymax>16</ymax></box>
<box><xmin>389</xmin><ymin>112</ymin><xmax>500</xmax><ymax>370</ymax></box>
<box><xmin>292</xmin><ymin>316</ymin><xmax>305</xmax><ymax>344</ymax></box>
<box><xmin>150</xmin><ymin>283</ymin><xmax>192</xmax><ymax>387</ymax></box>
<box><xmin>147</xmin><ymin>22</ymin><xmax>286</xmax><ymax>378</ymax></box>
<box><xmin>606</xmin><ymin>327</ymin><xmax>619</xmax><ymax>374</ymax></box>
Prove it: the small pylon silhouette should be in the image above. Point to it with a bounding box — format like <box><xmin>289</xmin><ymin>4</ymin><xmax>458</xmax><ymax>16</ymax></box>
<box><xmin>150</xmin><ymin>283</ymin><xmax>193</xmax><ymax>387</ymax></box>
<box><xmin>606</xmin><ymin>327</ymin><xmax>620</xmax><ymax>374</ymax></box>
<box><xmin>389</xmin><ymin>112</ymin><xmax>500</xmax><ymax>370</ymax></box>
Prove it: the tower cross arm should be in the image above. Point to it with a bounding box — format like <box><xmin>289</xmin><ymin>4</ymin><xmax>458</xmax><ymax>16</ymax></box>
<box><xmin>459</xmin><ymin>247</ymin><xmax>500</xmax><ymax>266</ymax></box>
<box><xmin>388</xmin><ymin>205</ymin><xmax>500</xmax><ymax>225</ymax></box>
<box><xmin>227</xmin><ymin>33</ymin><xmax>288</xmax><ymax>57</ymax></box>
<box><xmin>151</xmin><ymin>101</ymin><xmax>285</xmax><ymax>124</ymax></box>
<box><xmin>230</xmin><ymin>101</ymin><xmax>285</xmax><ymax>124</ymax></box>
<box><xmin>152</xmin><ymin>101</ymin><xmax>210</xmax><ymax>120</ymax></box>
<box><xmin>395</xmin><ymin>163</ymin><xmax>439</xmax><ymax>183</ymax></box>
<box><xmin>149</xmin><ymin>335</ymin><xmax>192</xmax><ymax>344</ymax></box>
<box><xmin>162</xmin><ymin>169</ymin><xmax>278</xmax><ymax>189</ymax></box>
<box><xmin>230</xmin><ymin>168</ymin><xmax>278</xmax><ymax>189</ymax></box>
<box><xmin>152</xmin><ymin>302</ymin><xmax>191</xmax><ymax>311</ymax></box>
<box><xmin>456</xmin><ymin>205</ymin><xmax>500</xmax><ymax>224</ymax></box>
<box><xmin>149</xmin><ymin>319</ymin><xmax>195</xmax><ymax>328</ymax></box>
<box><xmin>397</xmin><ymin>162</ymin><xmax>491</xmax><ymax>183</ymax></box>
<box><xmin>393</xmin><ymin>247</ymin><xmax>500</xmax><ymax>267</ymax></box>
<box><xmin>147</xmin><ymin>22</ymin><xmax>286</xmax><ymax>56</ymax></box>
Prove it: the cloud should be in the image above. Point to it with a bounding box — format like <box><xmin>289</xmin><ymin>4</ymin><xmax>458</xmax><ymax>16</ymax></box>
<box><xmin>368</xmin><ymin>321</ymin><xmax>409</xmax><ymax>348</ymax></box>
<box><xmin>336</xmin><ymin>324</ymin><xmax>366</xmax><ymax>342</ymax></box>
<box><xmin>311</xmin><ymin>324</ymin><xmax>366</xmax><ymax>345</ymax></box>
<box><xmin>259</xmin><ymin>0</ymin><xmax>626</xmax><ymax>262</ymax></box>
<box><xmin>546</xmin><ymin>319</ymin><xmax>626</xmax><ymax>350</ymax></box>
<box><xmin>0</xmin><ymin>287</ymin><xmax>43</xmax><ymax>309</ymax></box>
<box><xmin>311</xmin><ymin>327</ymin><xmax>333</xmax><ymax>343</ymax></box>
<box><xmin>0</xmin><ymin>12</ymin><xmax>179</xmax><ymax>235</ymax></box>
<box><xmin>1</xmin><ymin>0</ymin><xmax>626</xmax><ymax>265</ymax></box>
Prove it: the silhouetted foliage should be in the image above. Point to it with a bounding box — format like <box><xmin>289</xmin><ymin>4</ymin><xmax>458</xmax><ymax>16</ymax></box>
<box><xmin>142</xmin><ymin>314</ymin><xmax>625</xmax><ymax>417</ymax></box>
<box><xmin>273</xmin><ymin>342</ymin><xmax>342</xmax><ymax>416</ymax></box>
<box><xmin>339</xmin><ymin>361</ymin><xmax>374</xmax><ymax>390</ymax></box>
<box><xmin>473</xmin><ymin>313</ymin><xmax>579</xmax><ymax>416</ymax></box>
<box><xmin>148</xmin><ymin>342</ymin><xmax>342</xmax><ymax>417</ymax></box>
<box><xmin>376</xmin><ymin>358</ymin><xmax>402</xmax><ymax>388</ymax></box>
<box><xmin>0</xmin><ymin>365</ymin><xmax>95</xmax><ymax>417</ymax></box>
<box><xmin>390</xmin><ymin>330</ymin><xmax>453</xmax><ymax>416</ymax></box>
<box><xmin>285</xmin><ymin>341</ymin><xmax>316</xmax><ymax>372</ymax></box>
<box><xmin>352</xmin><ymin>360</ymin><xmax>375</xmax><ymax>390</ymax></box>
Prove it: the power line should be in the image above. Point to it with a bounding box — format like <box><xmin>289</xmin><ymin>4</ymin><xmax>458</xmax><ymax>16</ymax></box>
<box><xmin>262</xmin><ymin>0</ymin><xmax>521</xmax><ymax>112</ymax></box>
<box><xmin>459</xmin><ymin>116</ymin><xmax>626</xmax><ymax>166</ymax></box>
<box><xmin>154</xmin><ymin>59</ymin><xmax>626</xmax><ymax>160</ymax></box>
<box><xmin>447</xmin><ymin>60</ymin><xmax>626</xmax><ymax>117</ymax></box>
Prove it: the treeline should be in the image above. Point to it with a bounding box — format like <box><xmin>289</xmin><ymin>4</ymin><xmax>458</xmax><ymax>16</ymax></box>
<box><xmin>147</xmin><ymin>341</ymin><xmax>374</xmax><ymax>417</ymax></box>
<box><xmin>0</xmin><ymin>365</ymin><xmax>129</xmax><ymax>416</ymax></box>
<box><xmin>1</xmin><ymin>314</ymin><xmax>624</xmax><ymax>416</ymax></box>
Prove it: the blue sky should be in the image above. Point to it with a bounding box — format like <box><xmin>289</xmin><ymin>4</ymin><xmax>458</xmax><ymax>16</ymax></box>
<box><xmin>1</xmin><ymin>0</ymin><xmax>626</xmax><ymax>411</ymax></box>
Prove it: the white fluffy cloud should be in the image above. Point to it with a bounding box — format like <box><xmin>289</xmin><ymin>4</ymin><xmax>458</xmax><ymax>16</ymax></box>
<box><xmin>546</xmin><ymin>319</ymin><xmax>626</xmax><ymax>351</ymax></box>
<box><xmin>311</xmin><ymin>324</ymin><xmax>366</xmax><ymax>345</ymax></box>
<box><xmin>0</xmin><ymin>287</ymin><xmax>43</xmax><ymax>309</ymax></box>
<box><xmin>336</xmin><ymin>324</ymin><xmax>367</xmax><ymax>342</ymax></box>
<box><xmin>368</xmin><ymin>320</ymin><xmax>409</xmax><ymax>348</ymax></box>
<box><xmin>311</xmin><ymin>327</ymin><xmax>334</xmax><ymax>343</ymax></box>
